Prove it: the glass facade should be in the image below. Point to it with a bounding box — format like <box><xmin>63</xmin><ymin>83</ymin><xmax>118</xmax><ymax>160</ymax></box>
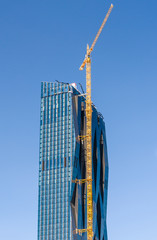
<box><xmin>38</xmin><ymin>82</ymin><xmax>108</xmax><ymax>240</ymax></box>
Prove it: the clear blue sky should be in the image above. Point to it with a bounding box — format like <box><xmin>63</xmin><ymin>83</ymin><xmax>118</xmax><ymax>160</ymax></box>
<box><xmin>0</xmin><ymin>0</ymin><xmax>157</xmax><ymax>239</ymax></box>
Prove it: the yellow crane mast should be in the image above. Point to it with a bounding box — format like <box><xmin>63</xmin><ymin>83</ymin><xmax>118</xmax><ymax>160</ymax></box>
<box><xmin>73</xmin><ymin>4</ymin><xmax>113</xmax><ymax>240</ymax></box>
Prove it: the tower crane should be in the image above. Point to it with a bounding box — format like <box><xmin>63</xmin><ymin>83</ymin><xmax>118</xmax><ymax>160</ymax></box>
<box><xmin>73</xmin><ymin>4</ymin><xmax>113</xmax><ymax>240</ymax></box>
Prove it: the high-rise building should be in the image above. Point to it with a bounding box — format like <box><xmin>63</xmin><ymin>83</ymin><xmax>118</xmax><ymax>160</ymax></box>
<box><xmin>38</xmin><ymin>82</ymin><xmax>109</xmax><ymax>240</ymax></box>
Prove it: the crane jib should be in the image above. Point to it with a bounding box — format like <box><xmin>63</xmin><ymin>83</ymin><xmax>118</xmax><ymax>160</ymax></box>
<box><xmin>79</xmin><ymin>4</ymin><xmax>113</xmax><ymax>71</ymax></box>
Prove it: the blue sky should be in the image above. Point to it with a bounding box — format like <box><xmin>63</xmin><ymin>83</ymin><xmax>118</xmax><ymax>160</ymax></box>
<box><xmin>0</xmin><ymin>0</ymin><xmax>157</xmax><ymax>239</ymax></box>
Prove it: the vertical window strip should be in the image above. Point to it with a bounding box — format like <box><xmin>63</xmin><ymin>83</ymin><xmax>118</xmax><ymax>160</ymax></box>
<box><xmin>52</xmin><ymin>94</ymin><xmax>55</xmax><ymax>240</ymax></box>
<box><xmin>59</xmin><ymin>90</ymin><xmax>62</xmax><ymax>240</ymax></box>
<box><xmin>44</xmin><ymin>95</ymin><xmax>47</xmax><ymax>240</ymax></box>
<box><xmin>40</xmin><ymin>95</ymin><xmax>45</xmax><ymax>240</ymax></box>
<box><xmin>48</xmin><ymin>93</ymin><xmax>51</xmax><ymax>240</ymax></box>
<box><xmin>53</xmin><ymin>94</ymin><xmax>57</xmax><ymax>239</ymax></box>
<box><xmin>67</xmin><ymin>91</ymin><xmax>71</xmax><ymax>239</ymax></box>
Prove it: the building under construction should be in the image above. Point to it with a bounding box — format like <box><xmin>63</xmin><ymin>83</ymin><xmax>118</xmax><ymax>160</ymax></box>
<box><xmin>38</xmin><ymin>82</ymin><xmax>108</xmax><ymax>240</ymax></box>
<box><xmin>37</xmin><ymin>4</ymin><xmax>113</xmax><ymax>240</ymax></box>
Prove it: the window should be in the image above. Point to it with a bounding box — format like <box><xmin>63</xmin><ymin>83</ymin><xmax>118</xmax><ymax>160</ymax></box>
<box><xmin>64</xmin><ymin>157</ymin><xmax>66</xmax><ymax>167</ymax></box>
